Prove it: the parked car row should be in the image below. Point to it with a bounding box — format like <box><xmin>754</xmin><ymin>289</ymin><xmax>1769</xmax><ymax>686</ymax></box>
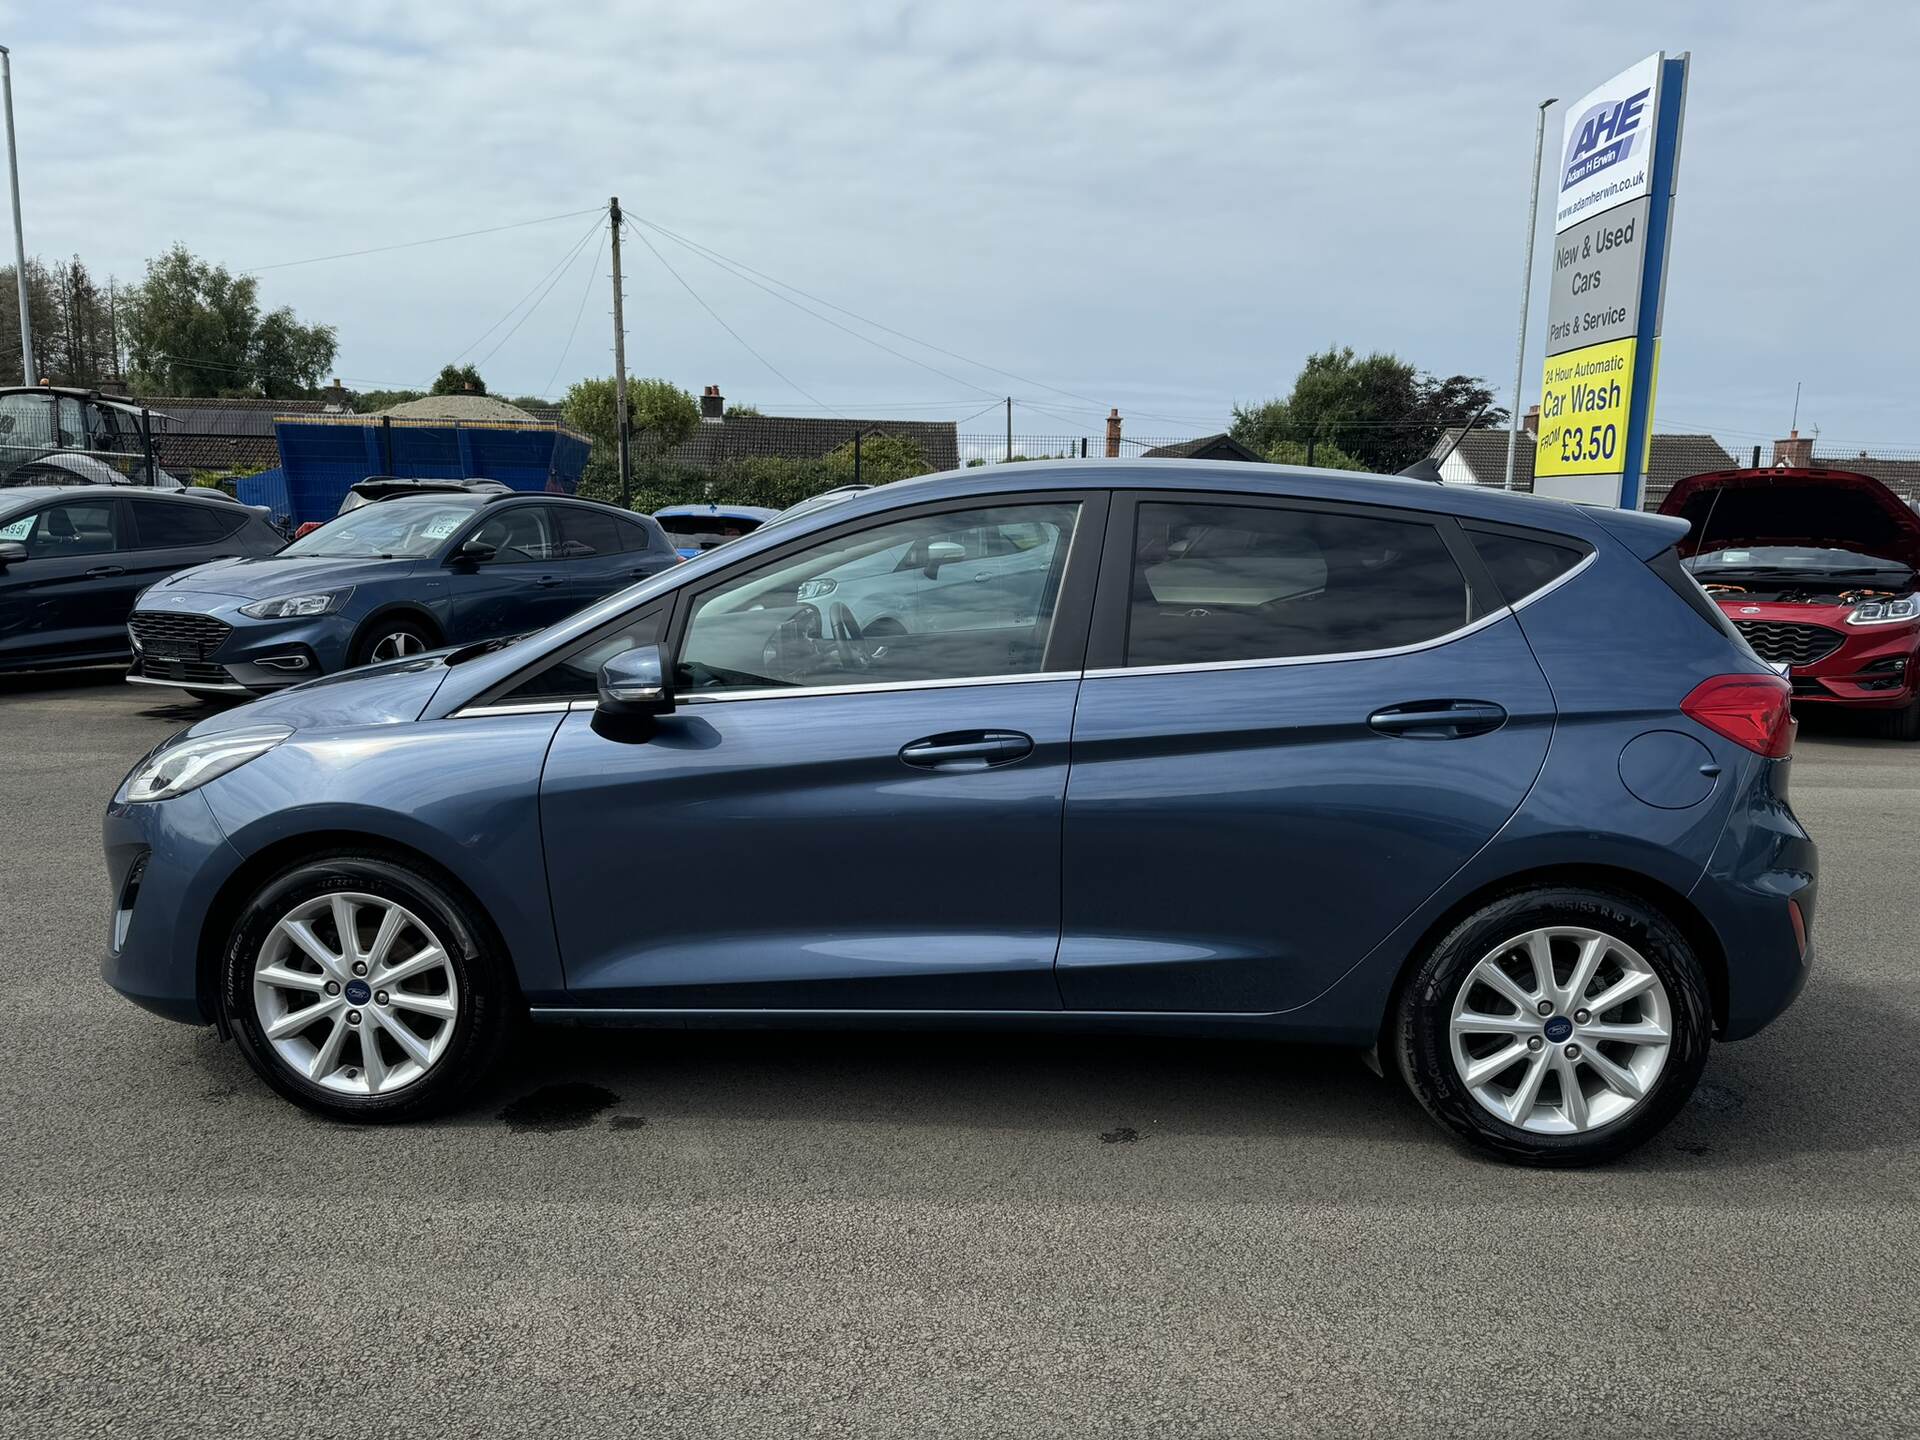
<box><xmin>100</xmin><ymin>459</ymin><xmax>1818</xmax><ymax>1166</ymax></box>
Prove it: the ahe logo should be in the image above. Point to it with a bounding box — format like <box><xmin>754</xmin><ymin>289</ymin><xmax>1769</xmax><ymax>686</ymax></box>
<box><xmin>1562</xmin><ymin>86</ymin><xmax>1651</xmax><ymax>190</ymax></box>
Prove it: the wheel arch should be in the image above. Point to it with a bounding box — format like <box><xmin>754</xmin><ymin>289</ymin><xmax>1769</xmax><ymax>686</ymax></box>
<box><xmin>195</xmin><ymin>829</ymin><xmax>517</xmax><ymax>1033</ymax></box>
<box><xmin>1374</xmin><ymin>862</ymin><xmax>1731</xmax><ymax>1055</ymax></box>
<box><xmin>348</xmin><ymin>603</ymin><xmax>444</xmax><ymax>664</ymax></box>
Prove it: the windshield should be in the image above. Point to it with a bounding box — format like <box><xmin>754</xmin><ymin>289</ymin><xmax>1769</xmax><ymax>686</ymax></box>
<box><xmin>1687</xmin><ymin>546</ymin><xmax>1904</xmax><ymax>574</ymax></box>
<box><xmin>282</xmin><ymin>496</ymin><xmax>481</xmax><ymax>559</ymax></box>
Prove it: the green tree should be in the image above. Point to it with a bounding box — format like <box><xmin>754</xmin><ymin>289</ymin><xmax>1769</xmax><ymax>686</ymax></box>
<box><xmin>822</xmin><ymin>433</ymin><xmax>930</xmax><ymax>485</ymax></box>
<box><xmin>431</xmin><ymin>363</ymin><xmax>486</xmax><ymax>396</ymax></box>
<box><xmin>505</xmin><ymin>394</ymin><xmax>552</xmax><ymax>413</ymax></box>
<box><xmin>723</xmin><ymin>402</ymin><xmax>762</xmax><ymax>419</ymax></box>
<box><xmin>351</xmin><ymin>388</ymin><xmax>425</xmax><ymax>413</ymax></box>
<box><xmin>1231</xmin><ymin>347</ymin><xmax>1505</xmax><ymax>473</ymax></box>
<box><xmin>122</xmin><ymin>244</ymin><xmax>336</xmax><ymax>397</ymax></box>
<box><xmin>561</xmin><ymin>376</ymin><xmax>700</xmax><ymax>455</ymax></box>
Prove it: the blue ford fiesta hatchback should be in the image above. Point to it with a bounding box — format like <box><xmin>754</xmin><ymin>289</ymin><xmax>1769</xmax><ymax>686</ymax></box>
<box><xmin>127</xmin><ymin>491</ymin><xmax>678</xmax><ymax>694</ymax></box>
<box><xmin>101</xmin><ymin>462</ymin><xmax>1815</xmax><ymax>1165</ymax></box>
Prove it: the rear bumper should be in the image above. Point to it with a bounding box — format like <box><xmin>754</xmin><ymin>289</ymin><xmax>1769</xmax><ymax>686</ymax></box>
<box><xmin>1688</xmin><ymin>756</ymin><xmax>1818</xmax><ymax>1040</ymax></box>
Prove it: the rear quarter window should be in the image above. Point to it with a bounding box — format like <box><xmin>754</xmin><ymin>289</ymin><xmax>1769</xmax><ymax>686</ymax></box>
<box><xmin>1466</xmin><ymin>527</ymin><xmax>1589</xmax><ymax>605</ymax></box>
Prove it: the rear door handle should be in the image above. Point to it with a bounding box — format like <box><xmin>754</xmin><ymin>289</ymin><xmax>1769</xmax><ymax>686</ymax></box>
<box><xmin>899</xmin><ymin>730</ymin><xmax>1034</xmax><ymax>771</ymax></box>
<box><xmin>1368</xmin><ymin>701</ymin><xmax>1508</xmax><ymax>739</ymax></box>
<box><xmin>86</xmin><ymin>565</ymin><xmax>126</xmax><ymax>578</ymax></box>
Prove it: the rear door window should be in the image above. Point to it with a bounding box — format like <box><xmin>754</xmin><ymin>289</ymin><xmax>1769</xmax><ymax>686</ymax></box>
<box><xmin>1467</xmin><ymin>527</ymin><xmax>1587</xmax><ymax>605</ymax></box>
<box><xmin>553</xmin><ymin>506</ymin><xmax>627</xmax><ymax>559</ymax></box>
<box><xmin>129</xmin><ymin>498</ymin><xmax>241</xmax><ymax>549</ymax></box>
<box><xmin>1125</xmin><ymin>501</ymin><xmax>1473</xmax><ymax>667</ymax></box>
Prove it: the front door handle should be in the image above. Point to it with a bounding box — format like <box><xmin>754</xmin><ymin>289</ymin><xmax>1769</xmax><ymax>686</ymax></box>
<box><xmin>899</xmin><ymin>730</ymin><xmax>1034</xmax><ymax>771</ymax></box>
<box><xmin>86</xmin><ymin>565</ymin><xmax>126</xmax><ymax>578</ymax></box>
<box><xmin>533</xmin><ymin>575</ymin><xmax>563</xmax><ymax>588</ymax></box>
<box><xmin>1368</xmin><ymin>701</ymin><xmax>1508</xmax><ymax>740</ymax></box>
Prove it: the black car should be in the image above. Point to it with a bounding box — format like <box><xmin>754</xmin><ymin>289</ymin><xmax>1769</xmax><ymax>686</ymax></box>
<box><xmin>0</xmin><ymin>486</ymin><xmax>285</xmax><ymax>674</ymax></box>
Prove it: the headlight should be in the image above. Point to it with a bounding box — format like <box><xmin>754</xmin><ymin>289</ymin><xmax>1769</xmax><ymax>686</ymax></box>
<box><xmin>239</xmin><ymin>588</ymin><xmax>351</xmax><ymax>620</ymax></box>
<box><xmin>118</xmin><ymin>725</ymin><xmax>292</xmax><ymax>803</ymax></box>
<box><xmin>796</xmin><ymin>577</ymin><xmax>838</xmax><ymax>601</ymax></box>
<box><xmin>1847</xmin><ymin>594</ymin><xmax>1920</xmax><ymax>626</ymax></box>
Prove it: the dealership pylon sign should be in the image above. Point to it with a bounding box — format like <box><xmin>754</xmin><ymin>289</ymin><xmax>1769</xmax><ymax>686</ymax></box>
<box><xmin>1533</xmin><ymin>52</ymin><xmax>1689</xmax><ymax>508</ymax></box>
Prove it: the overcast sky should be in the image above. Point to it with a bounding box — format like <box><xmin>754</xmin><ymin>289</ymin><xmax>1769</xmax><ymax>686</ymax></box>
<box><xmin>4</xmin><ymin>0</ymin><xmax>1914</xmax><ymax>450</ymax></box>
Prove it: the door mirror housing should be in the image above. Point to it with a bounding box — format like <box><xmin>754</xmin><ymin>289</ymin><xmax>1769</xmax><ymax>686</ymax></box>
<box><xmin>597</xmin><ymin>644</ymin><xmax>674</xmax><ymax>717</ymax></box>
<box><xmin>923</xmin><ymin>539</ymin><xmax>966</xmax><ymax>577</ymax></box>
<box><xmin>0</xmin><ymin>540</ymin><xmax>25</xmax><ymax>569</ymax></box>
<box><xmin>456</xmin><ymin>537</ymin><xmax>497</xmax><ymax>565</ymax></box>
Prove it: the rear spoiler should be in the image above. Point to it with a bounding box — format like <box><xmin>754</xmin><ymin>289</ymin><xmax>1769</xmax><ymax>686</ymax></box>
<box><xmin>1584</xmin><ymin>507</ymin><xmax>1690</xmax><ymax>561</ymax></box>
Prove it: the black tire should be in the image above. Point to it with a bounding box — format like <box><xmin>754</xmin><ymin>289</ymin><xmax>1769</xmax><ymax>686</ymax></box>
<box><xmin>350</xmin><ymin>615</ymin><xmax>439</xmax><ymax>668</ymax></box>
<box><xmin>1394</xmin><ymin>886</ymin><xmax>1712</xmax><ymax>1167</ymax></box>
<box><xmin>1876</xmin><ymin>691</ymin><xmax>1920</xmax><ymax>741</ymax></box>
<box><xmin>220</xmin><ymin>852</ymin><xmax>515</xmax><ymax>1122</ymax></box>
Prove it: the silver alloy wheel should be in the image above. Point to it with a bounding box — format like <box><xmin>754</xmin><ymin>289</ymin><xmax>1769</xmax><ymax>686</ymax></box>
<box><xmin>1447</xmin><ymin>925</ymin><xmax>1672</xmax><ymax>1135</ymax></box>
<box><xmin>368</xmin><ymin>629</ymin><xmax>427</xmax><ymax>662</ymax></box>
<box><xmin>252</xmin><ymin>892</ymin><xmax>460</xmax><ymax>1096</ymax></box>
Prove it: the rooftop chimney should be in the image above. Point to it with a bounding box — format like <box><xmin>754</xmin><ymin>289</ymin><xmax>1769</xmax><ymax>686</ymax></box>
<box><xmin>1523</xmin><ymin>404</ymin><xmax>1541</xmax><ymax>437</ymax></box>
<box><xmin>701</xmin><ymin>384</ymin><xmax>725</xmax><ymax>423</ymax></box>
<box><xmin>1105</xmin><ymin>407</ymin><xmax>1122</xmax><ymax>459</ymax></box>
<box><xmin>1772</xmin><ymin>428</ymin><xmax>1813</xmax><ymax>469</ymax></box>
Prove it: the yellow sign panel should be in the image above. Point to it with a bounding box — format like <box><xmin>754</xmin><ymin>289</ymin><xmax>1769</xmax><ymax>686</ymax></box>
<box><xmin>1535</xmin><ymin>336</ymin><xmax>1637</xmax><ymax>478</ymax></box>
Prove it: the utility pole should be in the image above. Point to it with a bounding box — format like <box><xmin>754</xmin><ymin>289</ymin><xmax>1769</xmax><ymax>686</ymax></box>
<box><xmin>1</xmin><ymin>46</ymin><xmax>35</xmax><ymax>386</ymax></box>
<box><xmin>608</xmin><ymin>195</ymin><xmax>631</xmax><ymax>507</ymax></box>
<box><xmin>1004</xmin><ymin>396</ymin><xmax>1012</xmax><ymax>462</ymax></box>
<box><xmin>1503</xmin><ymin>96</ymin><xmax>1556</xmax><ymax>491</ymax></box>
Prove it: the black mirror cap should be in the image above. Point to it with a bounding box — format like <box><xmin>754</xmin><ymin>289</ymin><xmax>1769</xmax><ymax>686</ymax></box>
<box><xmin>456</xmin><ymin>537</ymin><xmax>497</xmax><ymax>563</ymax></box>
<box><xmin>0</xmin><ymin>540</ymin><xmax>25</xmax><ymax>566</ymax></box>
<box><xmin>596</xmin><ymin>643</ymin><xmax>675</xmax><ymax>718</ymax></box>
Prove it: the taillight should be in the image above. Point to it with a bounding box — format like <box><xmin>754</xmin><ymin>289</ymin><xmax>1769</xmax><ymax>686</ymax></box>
<box><xmin>1680</xmin><ymin>673</ymin><xmax>1795</xmax><ymax>758</ymax></box>
<box><xmin>293</xmin><ymin>521</ymin><xmax>322</xmax><ymax>540</ymax></box>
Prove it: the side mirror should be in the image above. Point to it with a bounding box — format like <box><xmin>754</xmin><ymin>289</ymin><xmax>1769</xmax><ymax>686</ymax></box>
<box><xmin>596</xmin><ymin>644</ymin><xmax>674</xmax><ymax>717</ymax></box>
<box><xmin>0</xmin><ymin>540</ymin><xmax>26</xmax><ymax>569</ymax></box>
<box><xmin>457</xmin><ymin>538</ymin><xmax>497</xmax><ymax>564</ymax></box>
<box><xmin>924</xmin><ymin>539</ymin><xmax>966</xmax><ymax>577</ymax></box>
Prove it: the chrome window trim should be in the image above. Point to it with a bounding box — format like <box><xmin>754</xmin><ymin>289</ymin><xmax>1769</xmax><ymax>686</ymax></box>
<box><xmin>1082</xmin><ymin>546</ymin><xmax>1596</xmax><ymax>682</ymax></box>
<box><xmin>453</xmin><ymin>699</ymin><xmax>596</xmax><ymax>718</ymax></box>
<box><xmin>678</xmin><ymin>670</ymin><xmax>1082</xmax><ymax>706</ymax></box>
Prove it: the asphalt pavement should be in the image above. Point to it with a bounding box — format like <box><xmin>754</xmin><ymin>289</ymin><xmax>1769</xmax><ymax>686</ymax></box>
<box><xmin>2</xmin><ymin>669</ymin><xmax>1916</xmax><ymax>1437</ymax></box>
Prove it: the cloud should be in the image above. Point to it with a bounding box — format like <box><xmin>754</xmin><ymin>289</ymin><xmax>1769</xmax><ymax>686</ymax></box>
<box><xmin>2</xmin><ymin>0</ymin><xmax>1911</xmax><ymax>445</ymax></box>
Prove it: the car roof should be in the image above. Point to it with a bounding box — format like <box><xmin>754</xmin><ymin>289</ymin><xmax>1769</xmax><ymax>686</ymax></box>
<box><xmin>0</xmin><ymin>483</ymin><xmax>232</xmax><ymax>508</ymax></box>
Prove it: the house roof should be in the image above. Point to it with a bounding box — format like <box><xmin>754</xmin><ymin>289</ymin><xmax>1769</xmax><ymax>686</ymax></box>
<box><xmin>1140</xmin><ymin>433</ymin><xmax>1266</xmax><ymax>463</ymax></box>
<box><xmin>1431</xmin><ymin>427</ymin><xmax>1736</xmax><ymax>507</ymax></box>
<box><xmin>1812</xmin><ymin>453</ymin><xmax>1920</xmax><ymax>506</ymax></box>
<box><xmin>659</xmin><ymin>416</ymin><xmax>959</xmax><ymax>473</ymax></box>
<box><xmin>138</xmin><ymin>396</ymin><xmax>334</xmax><ymax>473</ymax></box>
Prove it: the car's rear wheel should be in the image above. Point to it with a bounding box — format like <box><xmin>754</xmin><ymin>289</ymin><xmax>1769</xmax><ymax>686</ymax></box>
<box><xmin>1394</xmin><ymin>886</ymin><xmax>1712</xmax><ymax>1166</ymax></box>
<box><xmin>352</xmin><ymin>616</ymin><xmax>438</xmax><ymax>667</ymax></box>
<box><xmin>221</xmin><ymin>854</ymin><xmax>514</xmax><ymax>1121</ymax></box>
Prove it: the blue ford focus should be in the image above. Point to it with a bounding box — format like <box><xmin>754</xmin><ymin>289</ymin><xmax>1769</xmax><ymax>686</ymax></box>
<box><xmin>101</xmin><ymin>462</ymin><xmax>1815</xmax><ymax>1164</ymax></box>
<box><xmin>127</xmin><ymin>491</ymin><xmax>678</xmax><ymax>694</ymax></box>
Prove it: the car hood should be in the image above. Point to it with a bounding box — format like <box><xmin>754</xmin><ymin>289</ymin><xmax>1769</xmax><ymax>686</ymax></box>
<box><xmin>187</xmin><ymin>654</ymin><xmax>451</xmax><ymax>738</ymax></box>
<box><xmin>1659</xmin><ymin>467</ymin><xmax>1920</xmax><ymax>569</ymax></box>
<box><xmin>146</xmin><ymin>554</ymin><xmax>419</xmax><ymax>603</ymax></box>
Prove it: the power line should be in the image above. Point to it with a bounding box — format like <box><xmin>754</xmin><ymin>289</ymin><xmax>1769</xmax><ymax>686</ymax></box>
<box><xmin>627</xmin><ymin>215</ymin><xmax>1002</xmax><ymax>401</ymax></box>
<box><xmin>243</xmin><ymin>207</ymin><xmax>604</xmax><ymax>273</ymax></box>
<box><xmin>541</xmin><ymin>224</ymin><xmax>606</xmax><ymax>401</ymax></box>
<box><xmin>623</xmin><ymin>217</ymin><xmax>843</xmax><ymax>418</ymax></box>
<box><xmin>472</xmin><ymin>222</ymin><xmax>602</xmax><ymax>374</ymax></box>
<box><xmin>629</xmin><ymin>212</ymin><xmax>1109</xmax><ymax>412</ymax></box>
<box><xmin>452</xmin><ymin>215</ymin><xmax>604</xmax><ymax>366</ymax></box>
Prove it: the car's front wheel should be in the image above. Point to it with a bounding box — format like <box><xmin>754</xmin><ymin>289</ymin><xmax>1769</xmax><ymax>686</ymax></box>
<box><xmin>1394</xmin><ymin>886</ymin><xmax>1712</xmax><ymax>1166</ymax></box>
<box><xmin>221</xmin><ymin>853</ymin><xmax>514</xmax><ymax>1121</ymax></box>
<box><xmin>352</xmin><ymin>616</ymin><xmax>438</xmax><ymax>667</ymax></box>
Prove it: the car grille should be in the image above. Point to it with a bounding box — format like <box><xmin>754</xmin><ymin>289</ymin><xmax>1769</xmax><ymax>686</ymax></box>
<box><xmin>1734</xmin><ymin>620</ymin><xmax>1843</xmax><ymax>668</ymax></box>
<box><xmin>130</xmin><ymin>611</ymin><xmax>232</xmax><ymax>660</ymax></box>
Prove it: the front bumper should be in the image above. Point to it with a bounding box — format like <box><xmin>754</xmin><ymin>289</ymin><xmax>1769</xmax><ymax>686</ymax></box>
<box><xmin>128</xmin><ymin>605</ymin><xmax>356</xmax><ymax>695</ymax></box>
<box><xmin>101</xmin><ymin>786</ymin><xmax>247</xmax><ymax>1025</ymax></box>
<box><xmin>1726</xmin><ymin>608</ymin><xmax>1918</xmax><ymax>710</ymax></box>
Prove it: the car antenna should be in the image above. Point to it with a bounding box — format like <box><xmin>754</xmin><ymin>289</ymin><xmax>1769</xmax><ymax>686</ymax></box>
<box><xmin>1397</xmin><ymin>406</ymin><xmax>1490</xmax><ymax>483</ymax></box>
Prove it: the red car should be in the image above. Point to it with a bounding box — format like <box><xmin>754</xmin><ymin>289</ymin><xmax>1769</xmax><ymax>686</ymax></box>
<box><xmin>1661</xmin><ymin>466</ymin><xmax>1920</xmax><ymax>739</ymax></box>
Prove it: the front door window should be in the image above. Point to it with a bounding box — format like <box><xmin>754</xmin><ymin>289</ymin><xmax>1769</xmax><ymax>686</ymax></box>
<box><xmin>677</xmin><ymin>502</ymin><xmax>1080</xmax><ymax>692</ymax></box>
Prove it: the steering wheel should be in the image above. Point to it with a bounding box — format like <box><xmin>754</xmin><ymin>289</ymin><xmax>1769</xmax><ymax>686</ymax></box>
<box><xmin>827</xmin><ymin>601</ymin><xmax>872</xmax><ymax>671</ymax></box>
